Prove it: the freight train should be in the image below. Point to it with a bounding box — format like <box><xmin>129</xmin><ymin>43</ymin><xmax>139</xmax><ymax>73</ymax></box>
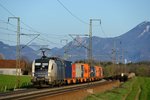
<box><xmin>31</xmin><ymin>55</ymin><xmax>103</xmax><ymax>87</ymax></box>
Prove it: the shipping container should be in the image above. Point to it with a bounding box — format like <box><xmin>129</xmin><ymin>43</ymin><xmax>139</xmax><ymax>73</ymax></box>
<box><xmin>95</xmin><ymin>66</ymin><xmax>100</xmax><ymax>78</ymax></box>
<box><xmin>72</xmin><ymin>64</ymin><xmax>76</xmax><ymax>78</ymax></box>
<box><xmin>64</xmin><ymin>61</ymin><xmax>72</xmax><ymax>78</ymax></box>
<box><xmin>95</xmin><ymin>66</ymin><xmax>103</xmax><ymax>79</ymax></box>
<box><xmin>99</xmin><ymin>67</ymin><xmax>103</xmax><ymax>77</ymax></box>
<box><xmin>75</xmin><ymin>63</ymin><xmax>82</xmax><ymax>78</ymax></box>
<box><xmin>83</xmin><ymin>64</ymin><xmax>90</xmax><ymax>78</ymax></box>
<box><xmin>90</xmin><ymin>66</ymin><xmax>95</xmax><ymax>77</ymax></box>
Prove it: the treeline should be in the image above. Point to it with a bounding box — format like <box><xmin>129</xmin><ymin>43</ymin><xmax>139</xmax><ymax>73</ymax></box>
<box><xmin>126</xmin><ymin>62</ymin><xmax>150</xmax><ymax>77</ymax></box>
<box><xmin>21</xmin><ymin>58</ymin><xmax>150</xmax><ymax>77</ymax></box>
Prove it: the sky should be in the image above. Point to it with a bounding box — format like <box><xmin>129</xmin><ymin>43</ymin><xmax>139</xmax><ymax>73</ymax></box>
<box><xmin>0</xmin><ymin>0</ymin><xmax>150</xmax><ymax>48</ymax></box>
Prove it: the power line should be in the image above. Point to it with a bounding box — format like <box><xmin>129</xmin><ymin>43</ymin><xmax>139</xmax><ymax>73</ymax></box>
<box><xmin>0</xmin><ymin>25</ymin><xmax>64</xmax><ymax>47</ymax></box>
<box><xmin>6</xmin><ymin>21</ymin><xmax>68</xmax><ymax>37</ymax></box>
<box><xmin>0</xmin><ymin>2</ymin><xmax>15</xmax><ymax>16</ymax></box>
<box><xmin>0</xmin><ymin>26</ymin><xmax>34</xmax><ymax>35</ymax></box>
<box><xmin>0</xmin><ymin>38</ymin><xmax>16</xmax><ymax>43</ymax></box>
<box><xmin>0</xmin><ymin>18</ymin><xmax>39</xmax><ymax>34</ymax></box>
<box><xmin>0</xmin><ymin>2</ymin><xmax>38</xmax><ymax>34</ymax></box>
<box><xmin>0</xmin><ymin>2</ymin><xmax>70</xmax><ymax>37</ymax></box>
<box><xmin>0</xmin><ymin>19</ymin><xmax>66</xmax><ymax>37</ymax></box>
<box><xmin>99</xmin><ymin>22</ymin><xmax>109</xmax><ymax>38</ymax></box>
<box><xmin>0</xmin><ymin>26</ymin><xmax>17</xmax><ymax>33</ymax></box>
<box><xmin>57</xmin><ymin>0</ymin><xmax>88</xmax><ymax>25</ymax></box>
<box><xmin>69</xmin><ymin>34</ymin><xmax>89</xmax><ymax>50</ymax></box>
<box><xmin>21</xmin><ymin>34</ymin><xmax>40</xmax><ymax>49</ymax></box>
<box><xmin>37</xmin><ymin>36</ymin><xmax>62</xmax><ymax>46</ymax></box>
<box><xmin>0</xmin><ymin>31</ymin><xmax>16</xmax><ymax>35</ymax></box>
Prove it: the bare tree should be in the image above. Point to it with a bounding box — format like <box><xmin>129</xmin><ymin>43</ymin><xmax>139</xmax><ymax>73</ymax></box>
<box><xmin>0</xmin><ymin>53</ymin><xmax>5</xmax><ymax>59</ymax></box>
<box><xmin>20</xmin><ymin>56</ymin><xmax>32</xmax><ymax>75</ymax></box>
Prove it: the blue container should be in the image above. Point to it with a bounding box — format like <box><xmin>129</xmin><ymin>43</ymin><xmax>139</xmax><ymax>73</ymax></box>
<box><xmin>64</xmin><ymin>61</ymin><xmax>72</xmax><ymax>78</ymax></box>
<box><xmin>90</xmin><ymin>66</ymin><xmax>95</xmax><ymax>77</ymax></box>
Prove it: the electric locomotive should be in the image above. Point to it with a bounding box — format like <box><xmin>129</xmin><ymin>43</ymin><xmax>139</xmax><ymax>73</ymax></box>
<box><xmin>31</xmin><ymin>52</ymin><xmax>68</xmax><ymax>87</ymax></box>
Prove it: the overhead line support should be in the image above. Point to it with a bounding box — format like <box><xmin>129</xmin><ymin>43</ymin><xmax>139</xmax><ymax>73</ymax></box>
<box><xmin>8</xmin><ymin>17</ymin><xmax>20</xmax><ymax>88</ymax></box>
<box><xmin>88</xmin><ymin>19</ymin><xmax>101</xmax><ymax>66</ymax></box>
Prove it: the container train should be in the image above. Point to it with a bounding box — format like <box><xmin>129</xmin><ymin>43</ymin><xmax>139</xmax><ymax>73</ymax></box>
<box><xmin>31</xmin><ymin>55</ymin><xmax>103</xmax><ymax>87</ymax></box>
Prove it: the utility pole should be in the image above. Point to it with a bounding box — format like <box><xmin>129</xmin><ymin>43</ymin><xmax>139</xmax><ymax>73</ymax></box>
<box><xmin>8</xmin><ymin>17</ymin><xmax>20</xmax><ymax>88</ymax></box>
<box><xmin>112</xmin><ymin>40</ymin><xmax>116</xmax><ymax>76</ymax></box>
<box><xmin>120</xmin><ymin>41</ymin><xmax>125</xmax><ymax>74</ymax></box>
<box><xmin>61</xmin><ymin>39</ymin><xmax>68</xmax><ymax>60</ymax></box>
<box><xmin>88</xmin><ymin>19</ymin><xmax>101</xmax><ymax>66</ymax></box>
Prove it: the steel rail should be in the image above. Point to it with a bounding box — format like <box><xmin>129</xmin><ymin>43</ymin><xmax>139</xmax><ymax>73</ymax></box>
<box><xmin>0</xmin><ymin>80</ymin><xmax>118</xmax><ymax>100</ymax></box>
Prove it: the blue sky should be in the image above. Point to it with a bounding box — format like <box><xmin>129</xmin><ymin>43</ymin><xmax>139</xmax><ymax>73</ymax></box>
<box><xmin>0</xmin><ymin>0</ymin><xmax>150</xmax><ymax>48</ymax></box>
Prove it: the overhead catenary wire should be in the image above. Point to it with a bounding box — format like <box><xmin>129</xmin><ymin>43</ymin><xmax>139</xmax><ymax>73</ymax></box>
<box><xmin>0</xmin><ymin>19</ymin><xmax>32</xmax><ymax>31</ymax></box>
<box><xmin>0</xmin><ymin>38</ymin><xmax>16</xmax><ymax>43</ymax></box>
<box><xmin>1</xmin><ymin>19</ymin><xmax>68</xmax><ymax>38</ymax></box>
<box><xmin>0</xmin><ymin>2</ymin><xmax>38</xmax><ymax>33</ymax></box>
<box><xmin>69</xmin><ymin>34</ymin><xmax>89</xmax><ymax>50</ymax></box>
<box><xmin>0</xmin><ymin>1</ymin><xmax>111</xmax><ymax>60</ymax></box>
<box><xmin>21</xmin><ymin>34</ymin><xmax>40</xmax><ymax>49</ymax></box>
<box><xmin>0</xmin><ymin>26</ymin><xmax>35</xmax><ymax>36</ymax></box>
<box><xmin>57</xmin><ymin>0</ymin><xmax>88</xmax><ymax>25</ymax></box>
<box><xmin>99</xmin><ymin>23</ymin><xmax>108</xmax><ymax>37</ymax></box>
<box><xmin>0</xmin><ymin>17</ymin><xmax>62</xmax><ymax>48</ymax></box>
<box><xmin>0</xmin><ymin>1</ymin><xmax>108</xmax><ymax>39</ymax></box>
<box><xmin>0</xmin><ymin>31</ymin><xmax>16</xmax><ymax>36</ymax></box>
<box><xmin>0</xmin><ymin>1</ymin><xmax>108</xmax><ymax>38</ymax></box>
<box><xmin>0</xmin><ymin>2</ymin><xmax>69</xmax><ymax>38</ymax></box>
<box><xmin>0</xmin><ymin>2</ymin><xmax>16</xmax><ymax>17</ymax></box>
<box><xmin>0</xmin><ymin>25</ymin><xmax>63</xmax><ymax>47</ymax></box>
<box><xmin>37</xmin><ymin>36</ymin><xmax>62</xmax><ymax>46</ymax></box>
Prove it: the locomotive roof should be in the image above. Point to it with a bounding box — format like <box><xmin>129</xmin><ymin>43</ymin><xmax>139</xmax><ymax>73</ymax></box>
<box><xmin>35</xmin><ymin>56</ymin><xmax>62</xmax><ymax>62</ymax></box>
<box><xmin>35</xmin><ymin>56</ymin><xmax>72</xmax><ymax>63</ymax></box>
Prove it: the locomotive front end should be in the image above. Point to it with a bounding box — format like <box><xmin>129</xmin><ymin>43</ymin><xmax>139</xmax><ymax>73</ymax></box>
<box><xmin>31</xmin><ymin>59</ymin><xmax>51</xmax><ymax>86</ymax></box>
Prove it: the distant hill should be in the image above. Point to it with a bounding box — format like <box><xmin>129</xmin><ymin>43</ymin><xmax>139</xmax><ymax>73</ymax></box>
<box><xmin>0</xmin><ymin>21</ymin><xmax>150</xmax><ymax>62</ymax></box>
<box><xmin>51</xmin><ymin>21</ymin><xmax>150</xmax><ymax>62</ymax></box>
<box><xmin>0</xmin><ymin>41</ymin><xmax>38</xmax><ymax>61</ymax></box>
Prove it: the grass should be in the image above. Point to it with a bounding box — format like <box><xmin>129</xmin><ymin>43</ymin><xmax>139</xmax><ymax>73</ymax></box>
<box><xmin>85</xmin><ymin>76</ymin><xmax>150</xmax><ymax>100</ymax></box>
<box><xmin>0</xmin><ymin>74</ymin><xmax>32</xmax><ymax>92</ymax></box>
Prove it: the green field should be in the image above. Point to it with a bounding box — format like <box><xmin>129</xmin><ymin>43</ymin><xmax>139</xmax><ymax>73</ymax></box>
<box><xmin>86</xmin><ymin>77</ymin><xmax>150</xmax><ymax>100</ymax></box>
<box><xmin>0</xmin><ymin>75</ymin><xmax>31</xmax><ymax>92</ymax></box>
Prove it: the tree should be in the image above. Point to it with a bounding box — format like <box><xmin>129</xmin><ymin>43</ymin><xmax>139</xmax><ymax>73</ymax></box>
<box><xmin>0</xmin><ymin>53</ymin><xmax>5</xmax><ymax>59</ymax></box>
<box><xmin>20</xmin><ymin>56</ymin><xmax>32</xmax><ymax>75</ymax></box>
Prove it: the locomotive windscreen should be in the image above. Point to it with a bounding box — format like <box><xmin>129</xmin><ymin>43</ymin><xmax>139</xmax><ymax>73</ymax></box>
<box><xmin>34</xmin><ymin>59</ymin><xmax>49</xmax><ymax>77</ymax></box>
<box><xmin>35</xmin><ymin>62</ymin><xmax>48</xmax><ymax>71</ymax></box>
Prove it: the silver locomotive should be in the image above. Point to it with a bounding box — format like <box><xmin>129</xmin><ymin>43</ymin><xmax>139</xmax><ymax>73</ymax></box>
<box><xmin>31</xmin><ymin>55</ymin><xmax>66</xmax><ymax>87</ymax></box>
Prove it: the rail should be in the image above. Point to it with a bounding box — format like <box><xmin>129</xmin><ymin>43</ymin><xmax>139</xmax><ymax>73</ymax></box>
<box><xmin>0</xmin><ymin>80</ymin><xmax>118</xmax><ymax>100</ymax></box>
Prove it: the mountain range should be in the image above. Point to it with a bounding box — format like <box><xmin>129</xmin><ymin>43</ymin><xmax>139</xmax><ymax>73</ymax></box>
<box><xmin>0</xmin><ymin>42</ymin><xmax>38</xmax><ymax>60</ymax></box>
<box><xmin>51</xmin><ymin>21</ymin><xmax>150</xmax><ymax>62</ymax></box>
<box><xmin>0</xmin><ymin>21</ymin><xmax>150</xmax><ymax>62</ymax></box>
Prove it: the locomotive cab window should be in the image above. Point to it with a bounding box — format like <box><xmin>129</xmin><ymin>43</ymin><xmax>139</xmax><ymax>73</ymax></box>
<box><xmin>41</xmin><ymin>63</ymin><xmax>48</xmax><ymax>70</ymax></box>
<box><xmin>42</xmin><ymin>63</ymin><xmax>48</xmax><ymax>68</ymax></box>
<box><xmin>35</xmin><ymin>62</ymin><xmax>48</xmax><ymax>71</ymax></box>
<box><xmin>35</xmin><ymin>63</ymin><xmax>42</xmax><ymax>71</ymax></box>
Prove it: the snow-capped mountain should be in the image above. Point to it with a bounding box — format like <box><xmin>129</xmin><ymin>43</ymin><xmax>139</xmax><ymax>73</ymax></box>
<box><xmin>51</xmin><ymin>21</ymin><xmax>150</xmax><ymax>62</ymax></box>
<box><xmin>1</xmin><ymin>21</ymin><xmax>150</xmax><ymax>62</ymax></box>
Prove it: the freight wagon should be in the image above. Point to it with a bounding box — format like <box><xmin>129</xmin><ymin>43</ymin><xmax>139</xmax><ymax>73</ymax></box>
<box><xmin>31</xmin><ymin>56</ymin><xmax>103</xmax><ymax>87</ymax></box>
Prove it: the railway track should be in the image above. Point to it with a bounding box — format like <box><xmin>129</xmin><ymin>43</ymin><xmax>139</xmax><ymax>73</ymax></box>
<box><xmin>0</xmin><ymin>80</ymin><xmax>117</xmax><ymax>100</ymax></box>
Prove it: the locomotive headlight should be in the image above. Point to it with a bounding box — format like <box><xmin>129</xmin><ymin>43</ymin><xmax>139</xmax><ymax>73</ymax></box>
<box><xmin>121</xmin><ymin>73</ymin><xmax>124</xmax><ymax>77</ymax></box>
<box><xmin>48</xmin><ymin>72</ymin><xmax>50</xmax><ymax>76</ymax></box>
